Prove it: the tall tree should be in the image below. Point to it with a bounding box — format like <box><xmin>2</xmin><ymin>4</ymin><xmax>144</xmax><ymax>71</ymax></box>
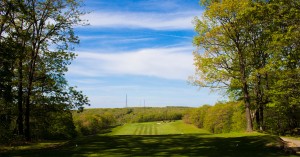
<box><xmin>0</xmin><ymin>0</ymin><xmax>17</xmax><ymax>141</ymax></box>
<box><xmin>8</xmin><ymin>0</ymin><xmax>33</xmax><ymax>136</ymax></box>
<box><xmin>20</xmin><ymin>0</ymin><xmax>85</xmax><ymax>141</ymax></box>
<box><xmin>240</xmin><ymin>1</ymin><xmax>272</xmax><ymax>131</ymax></box>
<box><xmin>266</xmin><ymin>0</ymin><xmax>300</xmax><ymax>132</ymax></box>
<box><xmin>192</xmin><ymin>0</ymin><xmax>300</xmax><ymax>133</ymax></box>
<box><xmin>1</xmin><ymin>0</ymin><xmax>89</xmax><ymax>142</ymax></box>
<box><xmin>191</xmin><ymin>0</ymin><xmax>255</xmax><ymax>131</ymax></box>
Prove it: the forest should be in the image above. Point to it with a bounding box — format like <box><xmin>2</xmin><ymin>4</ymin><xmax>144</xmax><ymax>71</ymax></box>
<box><xmin>0</xmin><ymin>0</ymin><xmax>300</xmax><ymax>154</ymax></box>
<box><xmin>0</xmin><ymin>0</ymin><xmax>89</xmax><ymax>143</ymax></box>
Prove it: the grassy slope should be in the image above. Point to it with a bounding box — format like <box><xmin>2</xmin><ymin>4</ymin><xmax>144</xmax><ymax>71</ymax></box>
<box><xmin>1</xmin><ymin>121</ymin><xmax>296</xmax><ymax>157</ymax></box>
<box><xmin>110</xmin><ymin>121</ymin><xmax>209</xmax><ymax>135</ymax></box>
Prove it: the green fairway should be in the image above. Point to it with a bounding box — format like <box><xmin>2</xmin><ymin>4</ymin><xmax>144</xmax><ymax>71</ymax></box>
<box><xmin>110</xmin><ymin>121</ymin><xmax>209</xmax><ymax>135</ymax></box>
<box><xmin>1</xmin><ymin>121</ymin><xmax>296</xmax><ymax>157</ymax></box>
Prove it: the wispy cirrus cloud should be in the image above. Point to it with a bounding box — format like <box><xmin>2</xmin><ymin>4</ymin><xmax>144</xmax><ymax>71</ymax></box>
<box><xmin>82</xmin><ymin>11</ymin><xmax>201</xmax><ymax>30</ymax></box>
<box><xmin>79</xmin><ymin>35</ymin><xmax>155</xmax><ymax>44</ymax></box>
<box><xmin>65</xmin><ymin>0</ymin><xmax>222</xmax><ymax>108</ymax></box>
<box><xmin>68</xmin><ymin>46</ymin><xmax>194</xmax><ymax>80</ymax></box>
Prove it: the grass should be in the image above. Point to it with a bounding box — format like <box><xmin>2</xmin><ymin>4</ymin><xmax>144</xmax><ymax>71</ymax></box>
<box><xmin>0</xmin><ymin>141</ymin><xmax>68</xmax><ymax>153</ymax></box>
<box><xmin>1</xmin><ymin>121</ymin><xmax>296</xmax><ymax>157</ymax></box>
<box><xmin>110</xmin><ymin>121</ymin><xmax>209</xmax><ymax>135</ymax></box>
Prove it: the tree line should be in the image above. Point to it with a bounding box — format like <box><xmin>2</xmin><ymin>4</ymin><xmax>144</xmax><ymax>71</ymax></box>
<box><xmin>0</xmin><ymin>0</ymin><xmax>89</xmax><ymax>143</ymax></box>
<box><xmin>183</xmin><ymin>102</ymin><xmax>246</xmax><ymax>133</ymax></box>
<box><xmin>191</xmin><ymin>0</ymin><xmax>300</xmax><ymax>134</ymax></box>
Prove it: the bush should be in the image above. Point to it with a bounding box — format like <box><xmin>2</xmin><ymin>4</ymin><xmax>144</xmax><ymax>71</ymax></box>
<box><xmin>203</xmin><ymin>103</ymin><xmax>234</xmax><ymax>133</ymax></box>
<box><xmin>45</xmin><ymin>111</ymin><xmax>77</xmax><ymax>139</ymax></box>
<box><xmin>29</xmin><ymin>110</ymin><xmax>77</xmax><ymax>140</ymax></box>
<box><xmin>183</xmin><ymin>101</ymin><xmax>246</xmax><ymax>133</ymax></box>
<box><xmin>231</xmin><ymin>102</ymin><xmax>246</xmax><ymax>132</ymax></box>
<box><xmin>74</xmin><ymin>113</ymin><xmax>116</xmax><ymax>136</ymax></box>
<box><xmin>0</xmin><ymin>114</ymin><xmax>14</xmax><ymax>144</ymax></box>
<box><xmin>192</xmin><ymin>105</ymin><xmax>210</xmax><ymax>128</ymax></box>
<box><xmin>264</xmin><ymin>104</ymin><xmax>300</xmax><ymax>135</ymax></box>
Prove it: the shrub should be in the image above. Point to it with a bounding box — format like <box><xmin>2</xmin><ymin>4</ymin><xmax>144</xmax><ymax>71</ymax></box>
<box><xmin>264</xmin><ymin>104</ymin><xmax>300</xmax><ymax>135</ymax></box>
<box><xmin>231</xmin><ymin>102</ymin><xmax>246</xmax><ymax>132</ymax></box>
<box><xmin>74</xmin><ymin>113</ymin><xmax>116</xmax><ymax>136</ymax></box>
<box><xmin>183</xmin><ymin>101</ymin><xmax>246</xmax><ymax>133</ymax></box>
<box><xmin>203</xmin><ymin>103</ymin><xmax>234</xmax><ymax>133</ymax></box>
<box><xmin>191</xmin><ymin>105</ymin><xmax>210</xmax><ymax>128</ymax></box>
<box><xmin>44</xmin><ymin>111</ymin><xmax>77</xmax><ymax>140</ymax></box>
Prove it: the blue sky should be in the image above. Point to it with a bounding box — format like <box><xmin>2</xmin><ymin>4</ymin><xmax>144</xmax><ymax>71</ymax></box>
<box><xmin>66</xmin><ymin>0</ymin><xmax>224</xmax><ymax>108</ymax></box>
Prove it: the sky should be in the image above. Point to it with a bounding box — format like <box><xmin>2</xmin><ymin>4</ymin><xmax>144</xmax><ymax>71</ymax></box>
<box><xmin>66</xmin><ymin>0</ymin><xmax>224</xmax><ymax>108</ymax></box>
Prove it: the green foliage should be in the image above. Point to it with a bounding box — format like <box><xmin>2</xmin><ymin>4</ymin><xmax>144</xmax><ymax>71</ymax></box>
<box><xmin>192</xmin><ymin>0</ymin><xmax>300</xmax><ymax>134</ymax></box>
<box><xmin>183</xmin><ymin>105</ymin><xmax>210</xmax><ymax>128</ymax></box>
<box><xmin>0</xmin><ymin>110</ymin><xmax>14</xmax><ymax>144</ymax></box>
<box><xmin>231</xmin><ymin>103</ymin><xmax>247</xmax><ymax>132</ymax></box>
<box><xmin>204</xmin><ymin>103</ymin><xmax>234</xmax><ymax>133</ymax></box>
<box><xmin>192</xmin><ymin>0</ymin><xmax>258</xmax><ymax>132</ymax></box>
<box><xmin>264</xmin><ymin>104</ymin><xmax>300</xmax><ymax>135</ymax></box>
<box><xmin>129</xmin><ymin>107</ymin><xmax>184</xmax><ymax>123</ymax></box>
<box><xmin>184</xmin><ymin>101</ymin><xmax>246</xmax><ymax>133</ymax></box>
<box><xmin>42</xmin><ymin>111</ymin><xmax>77</xmax><ymax>140</ymax></box>
<box><xmin>0</xmin><ymin>0</ymin><xmax>89</xmax><ymax>143</ymax></box>
<box><xmin>74</xmin><ymin>113</ymin><xmax>116</xmax><ymax>136</ymax></box>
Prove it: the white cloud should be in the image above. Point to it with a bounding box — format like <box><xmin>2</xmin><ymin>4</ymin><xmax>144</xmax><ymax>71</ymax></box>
<box><xmin>68</xmin><ymin>46</ymin><xmax>194</xmax><ymax>80</ymax></box>
<box><xmin>79</xmin><ymin>35</ymin><xmax>155</xmax><ymax>43</ymax></box>
<box><xmin>82</xmin><ymin>11</ymin><xmax>201</xmax><ymax>30</ymax></box>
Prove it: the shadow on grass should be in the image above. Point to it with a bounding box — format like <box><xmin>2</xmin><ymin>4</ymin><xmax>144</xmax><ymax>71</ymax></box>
<box><xmin>2</xmin><ymin>134</ymin><xmax>294</xmax><ymax>157</ymax></box>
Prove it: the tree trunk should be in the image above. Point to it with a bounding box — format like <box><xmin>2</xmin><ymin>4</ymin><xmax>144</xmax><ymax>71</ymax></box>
<box><xmin>238</xmin><ymin>48</ymin><xmax>253</xmax><ymax>132</ymax></box>
<box><xmin>24</xmin><ymin>40</ymin><xmax>39</xmax><ymax>141</ymax></box>
<box><xmin>243</xmin><ymin>80</ymin><xmax>253</xmax><ymax>132</ymax></box>
<box><xmin>259</xmin><ymin>105</ymin><xmax>264</xmax><ymax>131</ymax></box>
<box><xmin>24</xmin><ymin>87</ymin><xmax>31</xmax><ymax>141</ymax></box>
<box><xmin>24</xmin><ymin>69</ymin><xmax>33</xmax><ymax>141</ymax></box>
<box><xmin>24</xmin><ymin>50</ymin><xmax>36</xmax><ymax>141</ymax></box>
<box><xmin>17</xmin><ymin>57</ymin><xmax>24</xmax><ymax>135</ymax></box>
<box><xmin>25</xmin><ymin>60</ymin><xmax>35</xmax><ymax>140</ymax></box>
<box><xmin>255</xmin><ymin>109</ymin><xmax>260</xmax><ymax>128</ymax></box>
<box><xmin>255</xmin><ymin>73</ymin><xmax>263</xmax><ymax>131</ymax></box>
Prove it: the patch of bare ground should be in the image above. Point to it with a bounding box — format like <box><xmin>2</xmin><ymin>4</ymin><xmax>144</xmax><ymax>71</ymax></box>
<box><xmin>280</xmin><ymin>137</ymin><xmax>300</xmax><ymax>155</ymax></box>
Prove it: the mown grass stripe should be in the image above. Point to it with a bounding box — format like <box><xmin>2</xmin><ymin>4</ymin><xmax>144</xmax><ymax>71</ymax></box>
<box><xmin>144</xmin><ymin>125</ymin><xmax>148</xmax><ymax>135</ymax></box>
<box><xmin>149</xmin><ymin>125</ymin><xmax>153</xmax><ymax>135</ymax></box>
<box><xmin>154</xmin><ymin>124</ymin><xmax>158</xmax><ymax>135</ymax></box>
<box><xmin>133</xmin><ymin>126</ymin><xmax>139</xmax><ymax>135</ymax></box>
<box><xmin>138</xmin><ymin>125</ymin><xmax>144</xmax><ymax>135</ymax></box>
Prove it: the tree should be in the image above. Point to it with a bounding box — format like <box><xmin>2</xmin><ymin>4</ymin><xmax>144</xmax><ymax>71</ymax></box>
<box><xmin>0</xmin><ymin>0</ymin><xmax>89</xmax><ymax>142</ymax></box>
<box><xmin>238</xmin><ymin>1</ymin><xmax>272</xmax><ymax>131</ymax></box>
<box><xmin>7</xmin><ymin>0</ymin><xmax>34</xmax><ymax>136</ymax></box>
<box><xmin>192</xmin><ymin>0</ymin><xmax>300</xmax><ymax>134</ymax></box>
<box><xmin>0</xmin><ymin>1</ymin><xmax>17</xmax><ymax>142</ymax></box>
<box><xmin>191</xmin><ymin>0</ymin><xmax>254</xmax><ymax>131</ymax></box>
<box><xmin>13</xmin><ymin>0</ymin><xmax>86</xmax><ymax>141</ymax></box>
<box><xmin>266</xmin><ymin>0</ymin><xmax>300</xmax><ymax>133</ymax></box>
